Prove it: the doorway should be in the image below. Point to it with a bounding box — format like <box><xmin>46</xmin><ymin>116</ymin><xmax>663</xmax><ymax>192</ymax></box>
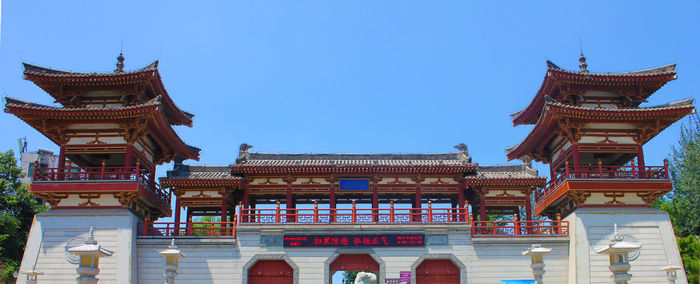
<box><xmin>330</xmin><ymin>254</ymin><xmax>380</xmax><ymax>284</ymax></box>
<box><xmin>415</xmin><ymin>259</ymin><xmax>460</xmax><ymax>284</ymax></box>
<box><xmin>248</xmin><ymin>259</ymin><xmax>293</xmax><ymax>284</ymax></box>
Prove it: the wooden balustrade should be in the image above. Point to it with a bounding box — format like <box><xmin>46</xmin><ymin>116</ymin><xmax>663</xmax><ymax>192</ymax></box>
<box><xmin>471</xmin><ymin>220</ymin><xmax>569</xmax><ymax>238</ymax></box>
<box><xmin>533</xmin><ymin>161</ymin><xmax>670</xmax><ymax>204</ymax></box>
<box><xmin>32</xmin><ymin>166</ymin><xmax>171</xmax><ymax>205</ymax></box>
<box><xmin>237</xmin><ymin>201</ymin><xmax>470</xmax><ymax>225</ymax></box>
<box><xmin>138</xmin><ymin>221</ymin><xmax>237</xmax><ymax>237</ymax></box>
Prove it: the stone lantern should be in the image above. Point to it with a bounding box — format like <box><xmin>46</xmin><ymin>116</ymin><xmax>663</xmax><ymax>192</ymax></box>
<box><xmin>659</xmin><ymin>264</ymin><xmax>682</xmax><ymax>283</ymax></box>
<box><xmin>595</xmin><ymin>224</ymin><xmax>642</xmax><ymax>284</ymax></box>
<box><xmin>21</xmin><ymin>266</ymin><xmax>43</xmax><ymax>284</ymax></box>
<box><xmin>67</xmin><ymin>227</ymin><xmax>114</xmax><ymax>284</ymax></box>
<box><xmin>521</xmin><ymin>244</ymin><xmax>552</xmax><ymax>284</ymax></box>
<box><xmin>159</xmin><ymin>239</ymin><xmax>185</xmax><ymax>284</ymax></box>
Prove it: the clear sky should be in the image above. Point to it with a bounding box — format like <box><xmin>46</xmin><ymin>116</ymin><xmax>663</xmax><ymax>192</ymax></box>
<box><xmin>1</xmin><ymin>1</ymin><xmax>698</xmax><ymax>181</ymax></box>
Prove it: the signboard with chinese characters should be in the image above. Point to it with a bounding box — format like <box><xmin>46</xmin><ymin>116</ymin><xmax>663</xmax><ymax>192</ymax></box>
<box><xmin>283</xmin><ymin>234</ymin><xmax>425</xmax><ymax>247</ymax></box>
<box><xmin>339</xmin><ymin>179</ymin><xmax>370</xmax><ymax>190</ymax></box>
<box><xmin>399</xmin><ymin>271</ymin><xmax>411</xmax><ymax>282</ymax></box>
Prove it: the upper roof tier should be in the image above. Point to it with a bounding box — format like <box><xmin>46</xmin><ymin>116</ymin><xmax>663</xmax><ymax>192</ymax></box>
<box><xmin>506</xmin><ymin>98</ymin><xmax>695</xmax><ymax>161</ymax></box>
<box><xmin>5</xmin><ymin>96</ymin><xmax>200</xmax><ymax>164</ymax></box>
<box><xmin>22</xmin><ymin>58</ymin><xmax>193</xmax><ymax>126</ymax></box>
<box><xmin>511</xmin><ymin>60</ymin><xmax>678</xmax><ymax>126</ymax></box>
<box><xmin>231</xmin><ymin>144</ymin><xmax>476</xmax><ymax>175</ymax></box>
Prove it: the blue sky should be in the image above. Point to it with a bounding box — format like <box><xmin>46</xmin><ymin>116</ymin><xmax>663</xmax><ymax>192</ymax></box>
<box><xmin>1</xmin><ymin>1</ymin><xmax>698</xmax><ymax>178</ymax></box>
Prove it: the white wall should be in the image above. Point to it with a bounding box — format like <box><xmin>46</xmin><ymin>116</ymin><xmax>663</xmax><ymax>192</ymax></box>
<box><xmin>137</xmin><ymin>226</ymin><xmax>570</xmax><ymax>284</ymax></box>
<box><xmin>16</xmin><ymin>209</ymin><xmax>140</xmax><ymax>284</ymax></box>
<box><xmin>566</xmin><ymin>207</ymin><xmax>688</xmax><ymax>284</ymax></box>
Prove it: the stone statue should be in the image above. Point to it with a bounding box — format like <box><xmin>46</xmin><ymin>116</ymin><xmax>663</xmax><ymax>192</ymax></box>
<box><xmin>354</xmin><ymin>272</ymin><xmax>377</xmax><ymax>284</ymax></box>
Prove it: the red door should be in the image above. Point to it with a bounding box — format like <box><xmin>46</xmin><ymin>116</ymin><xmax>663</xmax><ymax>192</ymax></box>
<box><xmin>415</xmin><ymin>259</ymin><xmax>460</xmax><ymax>284</ymax></box>
<box><xmin>249</xmin><ymin>260</ymin><xmax>293</xmax><ymax>284</ymax></box>
<box><xmin>330</xmin><ymin>254</ymin><xmax>379</xmax><ymax>272</ymax></box>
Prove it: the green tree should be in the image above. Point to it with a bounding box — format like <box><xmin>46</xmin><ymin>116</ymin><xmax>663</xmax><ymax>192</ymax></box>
<box><xmin>653</xmin><ymin>113</ymin><xmax>700</xmax><ymax>283</ymax></box>
<box><xmin>663</xmin><ymin>113</ymin><xmax>700</xmax><ymax>236</ymax></box>
<box><xmin>677</xmin><ymin>235</ymin><xmax>699</xmax><ymax>284</ymax></box>
<box><xmin>0</xmin><ymin>150</ymin><xmax>47</xmax><ymax>283</ymax></box>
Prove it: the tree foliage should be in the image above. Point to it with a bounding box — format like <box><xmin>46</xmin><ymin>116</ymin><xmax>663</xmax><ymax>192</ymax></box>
<box><xmin>0</xmin><ymin>150</ymin><xmax>47</xmax><ymax>283</ymax></box>
<box><xmin>663</xmin><ymin>113</ymin><xmax>700</xmax><ymax>236</ymax></box>
<box><xmin>678</xmin><ymin>235</ymin><xmax>699</xmax><ymax>284</ymax></box>
<box><xmin>653</xmin><ymin>113</ymin><xmax>700</xmax><ymax>283</ymax></box>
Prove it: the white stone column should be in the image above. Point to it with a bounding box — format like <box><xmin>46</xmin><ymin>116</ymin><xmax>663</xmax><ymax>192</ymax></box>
<box><xmin>159</xmin><ymin>239</ymin><xmax>185</xmax><ymax>284</ymax></box>
<box><xmin>660</xmin><ymin>264</ymin><xmax>682</xmax><ymax>284</ymax></box>
<box><xmin>522</xmin><ymin>244</ymin><xmax>551</xmax><ymax>284</ymax></box>
<box><xmin>67</xmin><ymin>227</ymin><xmax>114</xmax><ymax>284</ymax></box>
<box><xmin>595</xmin><ymin>224</ymin><xmax>642</xmax><ymax>284</ymax></box>
<box><xmin>21</xmin><ymin>266</ymin><xmax>43</xmax><ymax>284</ymax></box>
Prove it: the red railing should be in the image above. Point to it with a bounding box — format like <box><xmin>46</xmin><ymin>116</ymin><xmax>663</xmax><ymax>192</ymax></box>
<box><xmin>32</xmin><ymin>165</ymin><xmax>171</xmax><ymax>205</ymax></box>
<box><xmin>239</xmin><ymin>201</ymin><xmax>470</xmax><ymax>225</ymax></box>
<box><xmin>138</xmin><ymin>221</ymin><xmax>237</xmax><ymax>237</ymax></box>
<box><xmin>471</xmin><ymin>220</ymin><xmax>568</xmax><ymax>238</ymax></box>
<box><xmin>534</xmin><ymin>160</ymin><xmax>670</xmax><ymax>204</ymax></box>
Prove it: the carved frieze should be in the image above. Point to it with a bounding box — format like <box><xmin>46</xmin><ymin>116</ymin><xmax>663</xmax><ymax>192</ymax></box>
<box><xmin>603</xmin><ymin>192</ymin><xmax>625</xmax><ymax>205</ymax></box>
<box><xmin>567</xmin><ymin>191</ymin><xmax>591</xmax><ymax>204</ymax></box>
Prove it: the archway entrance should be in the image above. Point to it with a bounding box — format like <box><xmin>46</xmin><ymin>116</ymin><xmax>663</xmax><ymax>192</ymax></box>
<box><xmin>415</xmin><ymin>259</ymin><xmax>460</xmax><ymax>284</ymax></box>
<box><xmin>330</xmin><ymin>254</ymin><xmax>379</xmax><ymax>284</ymax></box>
<box><xmin>248</xmin><ymin>260</ymin><xmax>293</xmax><ymax>284</ymax></box>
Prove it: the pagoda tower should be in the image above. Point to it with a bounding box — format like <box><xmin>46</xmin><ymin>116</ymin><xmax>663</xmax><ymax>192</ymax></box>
<box><xmin>508</xmin><ymin>55</ymin><xmax>694</xmax><ymax>283</ymax></box>
<box><xmin>6</xmin><ymin>54</ymin><xmax>198</xmax><ymax>283</ymax></box>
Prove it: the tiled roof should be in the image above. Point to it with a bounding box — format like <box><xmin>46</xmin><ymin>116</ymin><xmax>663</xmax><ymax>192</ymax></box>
<box><xmin>239</xmin><ymin>153</ymin><xmax>473</xmax><ymax>167</ymax></box>
<box><xmin>166</xmin><ymin>165</ymin><xmax>237</xmax><ymax>180</ymax></box>
<box><xmin>5</xmin><ymin>96</ymin><xmax>162</xmax><ymax>112</ymax></box>
<box><xmin>545</xmin><ymin>97</ymin><xmax>695</xmax><ymax>113</ymax></box>
<box><xmin>507</xmin><ymin>98</ymin><xmax>695</xmax><ymax>160</ymax></box>
<box><xmin>22</xmin><ymin>60</ymin><xmax>193</xmax><ymax>127</ymax></box>
<box><xmin>546</xmin><ymin>61</ymin><xmax>677</xmax><ymax>77</ymax></box>
<box><xmin>23</xmin><ymin>61</ymin><xmax>159</xmax><ymax>78</ymax></box>
<box><xmin>512</xmin><ymin>61</ymin><xmax>678</xmax><ymax>126</ymax></box>
<box><xmin>467</xmin><ymin>165</ymin><xmax>542</xmax><ymax>180</ymax></box>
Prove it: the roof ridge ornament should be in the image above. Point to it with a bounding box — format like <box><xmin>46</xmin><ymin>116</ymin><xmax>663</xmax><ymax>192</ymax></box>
<box><xmin>236</xmin><ymin>143</ymin><xmax>253</xmax><ymax>163</ymax></box>
<box><xmin>579</xmin><ymin>52</ymin><xmax>589</xmax><ymax>74</ymax></box>
<box><xmin>115</xmin><ymin>53</ymin><xmax>125</xmax><ymax>73</ymax></box>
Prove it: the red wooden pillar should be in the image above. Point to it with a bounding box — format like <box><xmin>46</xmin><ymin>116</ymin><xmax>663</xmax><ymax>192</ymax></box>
<box><xmin>637</xmin><ymin>145</ymin><xmax>646</xmax><ymax>178</ymax></box>
<box><xmin>328</xmin><ymin>178</ymin><xmax>336</xmax><ymax>222</ymax></box>
<box><xmin>525</xmin><ymin>194</ymin><xmax>533</xmax><ymax>221</ymax></box>
<box><xmin>174</xmin><ymin>198</ymin><xmax>182</xmax><ymax>234</ymax></box>
<box><xmin>57</xmin><ymin>145</ymin><xmax>66</xmax><ymax>180</ymax></box>
<box><xmin>458</xmin><ymin>179</ymin><xmax>466</xmax><ymax>222</ymax></box>
<box><xmin>285</xmin><ymin>178</ymin><xmax>294</xmax><ymax>222</ymax></box>
<box><xmin>242</xmin><ymin>178</ymin><xmax>250</xmax><ymax>207</ymax></box>
<box><xmin>186</xmin><ymin>207</ymin><xmax>193</xmax><ymax>236</ymax></box>
<box><xmin>221</xmin><ymin>196</ymin><xmax>228</xmax><ymax>222</ymax></box>
<box><xmin>479</xmin><ymin>196</ymin><xmax>487</xmax><ymax>222</ymax></box>
<box><xmin>414</xmin><ymin>184</ymin><xmax>422</xmax><ymax>222</ymax></box>
<box><xmin>123</xmin><ymin>146</ymin><xmax>133</xmax><ymax>180</ymax></box>
<box><xmin>371</xmin><ymin>178</ymin><xmax>379</xmax><ymax>222</ymax></box>
<box><xmin>389</xmin><ymin>201</ymin><xmax>395</xmax><ymax>223</ymax></box>
<box><xmin>572</xmin><ymin>144</ymin><xmax>581</xmax><ymax>178</ymax></box>
<box><xmin>149</xmin><ymin>164</ymin><xmax>156</xmax><ymax>189</ymax></box>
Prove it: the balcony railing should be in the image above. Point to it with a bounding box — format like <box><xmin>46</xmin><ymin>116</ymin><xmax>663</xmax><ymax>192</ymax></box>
<box><xmin>534</xmin><ymin>161</ymin><xmax>670</xmax><ymax>204</ymax></box>
<box><xmin>138</xmin><ymin>221</ymin><xmax>236</xmax><ymax>237</ymax></box>
<box><xmin>32</xmin><ymin>165</ymin><xmax>171</xmax><ymax>206</ymax></box>
<box><xmin>471</xmin><ymin>220</ymin><xmax>569</xmax><ymax>238</ymax></box>
<box><xmin>239</xmin><ymin>201</ymin><xmax>469</xmax><ymax>225</ymax></box>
